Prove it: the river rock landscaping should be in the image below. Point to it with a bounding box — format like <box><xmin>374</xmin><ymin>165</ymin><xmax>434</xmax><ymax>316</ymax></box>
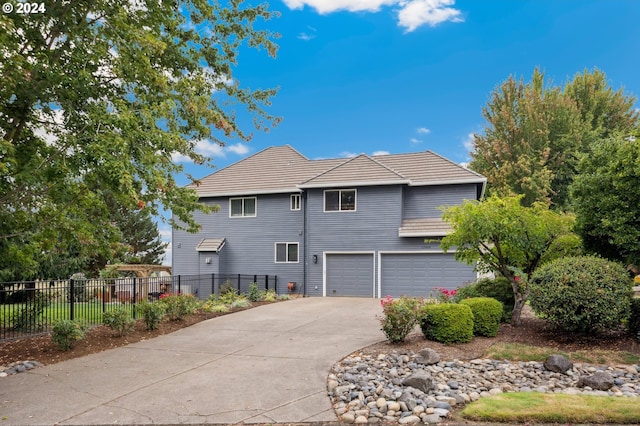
<box><xmin>328</xmin><ymin>348</ymin><xmax>640</xmax><ymax>424</ymax></box>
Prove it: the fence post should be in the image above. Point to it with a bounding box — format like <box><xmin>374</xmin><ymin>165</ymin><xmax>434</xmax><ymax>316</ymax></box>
<box><xmin>69</xmin><ymin>278</ymin><xmax>75</xmax><ymax>321</ymax></box>
<box><xmin>265</xmin><ymin>275</ymin><xmax>269</xmax><ymax>291</ymax></box>
<box><xmin>177</xmin><ymin>275</ymin><xmax>181</xmax><ymax>294</ymax></box>
<box><xmin>211</xmin><ymin>273</ymin><xmax>215</xmax><ymax>297</ymax></box>
<box><xmin>132</xmin><ymin>277</ymin><xmax>137</xmax><ymax>319</ymax></box>
<box><xmin>274</xmin><ymin>276</ymin><xmax>278</xmax><ymax>294</ymax></box>
<box><xmin>237</xmin><ymin>273</ymin><xmax>241</xmax><ymax>293</ymax></box>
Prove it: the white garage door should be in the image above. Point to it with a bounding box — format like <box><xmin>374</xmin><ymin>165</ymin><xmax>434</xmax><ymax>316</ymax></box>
<box><xmin>380</xmin><ymin>253</ymin><xmax>476</xmax><ymax>298</ymax></box>
<box><xmin>325</xmin><ymin>253</ymin><xmax>374</xmax><ymax>297</ymax></box>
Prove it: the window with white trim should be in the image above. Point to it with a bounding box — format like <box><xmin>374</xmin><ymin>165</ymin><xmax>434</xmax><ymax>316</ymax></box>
<box><xmin>324</xmin><ymin>189</ymin><xmax>356</xmax><ymax>212</ymax></box>
<box><xmin>290</xmin><ymin>194</ymin><xmax>301</xmax><ymax>211</ymax></box>
<box><xmin>229</xmin><ymin>197</ymin><xmax>256</xmax><ymax>217</ymax></box>
<box><xmin>275</xmin><ymin>242</ymin><xmax>299</xmax><ymax>263</ymax></box>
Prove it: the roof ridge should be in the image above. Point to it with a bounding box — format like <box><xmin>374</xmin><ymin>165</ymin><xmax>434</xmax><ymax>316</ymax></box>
<box><xmin>368</xmin><ymin>155</ymin><xmax>409</xmax><ymax>180</ymax></box>
<box><xmin>300</xmin><ymin>154</ymin><xmax>360</xmax><ymax>184</ymax></box>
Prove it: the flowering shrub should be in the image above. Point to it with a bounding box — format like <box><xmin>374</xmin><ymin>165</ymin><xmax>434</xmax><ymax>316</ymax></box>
<box><xmin>160</xmin><ymin>293</ymin><xmax>200</xmax><ymax>321</ymax></box>
<box><xmin>433</xmin><ymin>287</ymin><xmax>457</xmax><ymax>303</ymax></box>
<box><xmin>378</xmin><ymin>295</ymin><xmax>423</xmax><ymax>343</ymax></box>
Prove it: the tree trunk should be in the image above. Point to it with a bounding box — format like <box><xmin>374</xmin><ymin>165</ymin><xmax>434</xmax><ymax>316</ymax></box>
<box><xmin>510</xmin><ymin>293</ymin><xmax>527</xmax><ymax>326</ymax></box>
<box><xmin>509</xmin><ymin>277</ymin><xmax>529</xmax><ymax>327</ymax></box>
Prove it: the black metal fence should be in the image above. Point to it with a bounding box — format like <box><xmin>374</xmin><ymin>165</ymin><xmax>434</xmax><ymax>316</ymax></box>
<box><xmin>0</xmin><ymin>273</ymin><xmax>277</xmax><ymax>341</ymax></box>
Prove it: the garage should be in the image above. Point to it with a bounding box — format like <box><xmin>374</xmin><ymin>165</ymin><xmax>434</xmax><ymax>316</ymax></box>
<box><xmin>325</xmin><ymin>253</ymin><xmax>374</xmax><ymax>297</ymax></box>
<box><xmin>380</xmin><ymin>252</ymin><xmax>476</xmax><ymax>298</ymax></box>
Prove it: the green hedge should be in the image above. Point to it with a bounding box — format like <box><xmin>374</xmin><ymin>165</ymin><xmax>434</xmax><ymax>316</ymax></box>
<box><xmin>460</xmin><ymin>297</ymin><xmax>503</xmax><ymax>337</ymax></box>
<box><xmin>419</xmin><ymin>303</ymin><xmax>474</xmax><ymax>343</ymax></box>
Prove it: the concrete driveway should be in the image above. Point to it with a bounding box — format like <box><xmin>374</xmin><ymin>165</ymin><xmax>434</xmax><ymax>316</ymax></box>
<box><xmin>0</xmin><ymin>297</ymin><xmax>383</xmax><ymax>425</ymax></box>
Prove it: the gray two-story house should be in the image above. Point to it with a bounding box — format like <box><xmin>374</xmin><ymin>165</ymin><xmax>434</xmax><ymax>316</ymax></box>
<box><xmin>172</xmin><ymin>145</ymin><xmax>486</xmax><ymax>298</ymax></box>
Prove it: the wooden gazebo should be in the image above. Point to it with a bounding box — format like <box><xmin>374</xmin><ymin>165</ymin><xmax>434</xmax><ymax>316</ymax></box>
<box><xmin>110</xmin><ymin>264</ymin><xmax>172</xmax><ymax>278</ymax></box>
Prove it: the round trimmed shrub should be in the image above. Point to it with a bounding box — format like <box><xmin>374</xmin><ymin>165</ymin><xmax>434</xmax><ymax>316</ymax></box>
<box><xmin>530</xmin><ymin>256</ymin><xmax>633</xmax><ymax>334</ymax></box>
<box><xmin>419</xmin><ymin>303</ymin><xmax>474</xmax><ymax>344</ymax></box>
<box><xmin>454</xmin><ymin>277</ymin><xmax>514</xmax><ymax>322</ymax></box>
<box><xmin>460</xmin><ymin>297</ymin><xmax>503</xmax><ymax>337</ymax></box>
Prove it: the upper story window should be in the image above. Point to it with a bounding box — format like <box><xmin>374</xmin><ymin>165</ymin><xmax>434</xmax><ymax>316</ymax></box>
<box><xmin>290</xmin><ymin>194</ymin><xmax>301</xmax><ymax>211</ymax></box>
<box><xmin>324</xmin><ymin>189</ymin><xmax>356</xmax><ymax>212</ymax></box>
<box><xmin>230</xmin><ymin>197</ymin><xmax>256</xmax><ymax>217</ymax></box>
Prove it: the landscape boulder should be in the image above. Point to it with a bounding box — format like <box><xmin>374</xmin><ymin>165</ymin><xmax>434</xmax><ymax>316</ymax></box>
<box><xmin>577</xmin><ymin>371</ymin><xmax>614</xmax><ymax>391</ymax></box>
<box><xmin>415</xmin><ymin>348</ymin><xmax>440</xmax><ymax>365</ymax></box>
<box><xmin>544</xmin><ymin>354</ymin><xmax>573</xmax><ymax>374</ymax></box>
<box><xmin>402</xmin><ymin>371</ymin><xmax>434</xmax><ymax>393</ymax></box>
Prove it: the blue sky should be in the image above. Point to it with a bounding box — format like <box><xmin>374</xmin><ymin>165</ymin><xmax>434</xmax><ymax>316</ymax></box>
<box><xmin>161</xmin><ymin>0</ymin><xmax>640</xmax><ymax>265</ymax></box>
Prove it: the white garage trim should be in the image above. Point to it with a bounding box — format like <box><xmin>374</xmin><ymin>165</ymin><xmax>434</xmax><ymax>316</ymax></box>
<box><xmin>323</xmin><ymin>251</ymin><xmax>376</xmax><ymax>297</ymax></box>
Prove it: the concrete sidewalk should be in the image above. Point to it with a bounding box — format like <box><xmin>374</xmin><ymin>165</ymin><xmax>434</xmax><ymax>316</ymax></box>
<box><xmin>0</xmin><ymin>297</ymin><xmax>383</xmax><ymax>425</ymax></box>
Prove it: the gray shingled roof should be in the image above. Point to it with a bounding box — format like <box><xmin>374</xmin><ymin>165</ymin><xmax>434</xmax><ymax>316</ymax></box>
<box><xmin>191</xmin><ymin>145</ymin><xmax>485</xmax><ymax>197</ymax></box>
<box><xmin>299</xmin><ymin>154</ymin><xmax>409</xmax><ymax>188</ymax></box>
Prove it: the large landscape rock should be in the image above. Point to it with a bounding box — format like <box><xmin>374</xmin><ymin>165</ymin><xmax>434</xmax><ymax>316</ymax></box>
<box><xmin>415</xmin><ymin>348</ymin><xmax>440</xmax><ymax>365</ymax></box>
<box><xmin>577</xmin><ymin>372</ymin><xmax>614</xmax><ymax>391</ymax></box>
<box><xmin>544</xmin><ymin>354</ymin><xmax>573</xmax><ymax>374</ymax></box>
<box><xmin>402</xmin><ymin>371</ymin><xmax>434</xmax><ymax>393</ymax></box>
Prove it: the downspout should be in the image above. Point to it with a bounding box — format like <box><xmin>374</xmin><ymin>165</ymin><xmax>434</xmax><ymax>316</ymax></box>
<box><xmin>302</xmin><ymin>190</ymin><xmax>308</xmax><ymax>297</ymax></box>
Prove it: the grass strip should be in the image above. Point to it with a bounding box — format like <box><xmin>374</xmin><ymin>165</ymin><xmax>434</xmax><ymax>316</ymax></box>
<box><xmin>484</xmin><ymin>342</ymin><xmax>640</xmax><ymax>365</ymax></box>
<box><xmin>461</xmin><ymin>392</ymin><xmax>640</xmax><ymax>424</ymax></box>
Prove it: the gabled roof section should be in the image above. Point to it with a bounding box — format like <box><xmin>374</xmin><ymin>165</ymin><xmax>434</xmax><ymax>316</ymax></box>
<box><xmin>189</xmin><ymin>145</ymin><xmax>486</xmax><ymax>197</ymax></box>
<box><xmin>298</xmin><ymin>154</ymin><xmax>410</xmax><ymax>188</ymax></box>
<box><xmin>372</xmin><ymin>150</ymin><xmax>485</xmax><ymax>186</ymax></box>
<box><xmin>193</xmin><ymin>145</ymin><xmax>342</xmax><ymax>197</ymax></box>
<box><xmin>196</xmin><ymin>238</ymin><xmax>226</xmax><ymax>252</ymax></box>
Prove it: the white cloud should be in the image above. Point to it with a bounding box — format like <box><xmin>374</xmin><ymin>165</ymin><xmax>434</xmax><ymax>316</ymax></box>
<box><xmin>397</xmin><ymin>0</ymin><xmax>463</xmax><ymax>32</ymax></box>
<box><xmin>416</xmin><ymin>127</ymin><xmax>430</xmax><ymax>134</ymax></box>
<box><xmin>283</xmin><ymin>0</ymin><xmax>396</xmax><ymax>14</ymax></box>
<box><xmin>172</xmin><ymin>140</ymin><xmax>249</xmax><ymax>163</ymax></box>
<box><xmin>340</xmin><ymin>151</ymin><xmax>359</xmax><ymax>158</ymax></box>
<box><xmin>410</xmin><ymin>138</ymin><xmax>422</xmax><ymax>144</ymax></box>
<box><xmin>297</xmin><ymin>32</ymin><xmax>316</xmax><ymax>41</ymax></box>
<box><xmin>227</xmin><ymin>142</ymin><xmax>250</xmax><ymax>155</ymax></box>
<box><xmin>282</xmin><ymin>0</ymin><xmax>463</xmax><ymax>32</ymax></box>
<box><xmin>297</xmin><ymin>25</ymin><xmax>318</xmax><ymax>41</ymax></box>
<box><xmin>463</xmin><ymin>132</ymin><xmax>475</xmax><ymax>153</ymax></box>
<box><xmin>372</xmin><ymin>150</ymin><xmax>390</xmax><ymax>156</ymax></box>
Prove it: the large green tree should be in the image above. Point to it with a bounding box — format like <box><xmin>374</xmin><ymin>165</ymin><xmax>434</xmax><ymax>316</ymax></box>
<box><xmin>441</xmin><ymin>195</ymin><xmax>577</xmax><ymax>326</ymax></box>
<box><xmin>470</xmin><ymin>68</ymin><xmax>638</xmax><ymax>210</ymax></box>
<box><xmin>0</xmin><ymin>0</ymin><xmax>280</xmax><ymax>281</ymax></box>
<box><xmin>571</xmin><ymin>136</ymin><xmax>640</xmax><ymax>274</ymax></box>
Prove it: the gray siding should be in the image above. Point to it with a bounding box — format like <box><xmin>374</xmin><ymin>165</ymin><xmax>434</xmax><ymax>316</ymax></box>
<box><xmin>402</xmin><ymin>184</ymin><xmax>477</xmax><ymax>219</ymax></box>
<box><xmin>306</xmin><ymin>185</ymin><xmax>444</xmax><ymax>297</ymax></box>
<box><xmin>172</xmin><ymin>193</ymin><xmax>305</xmax><ymax>292</ymax></box>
